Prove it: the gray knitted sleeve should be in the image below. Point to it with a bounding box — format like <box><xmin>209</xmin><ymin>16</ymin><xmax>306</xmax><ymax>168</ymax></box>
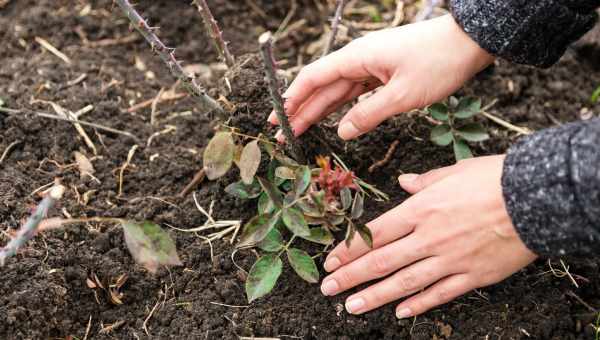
<box><xmin>502</xmin><ymin>118</ymin><xmax>600</xmax><ymax>256</ymax></box>
<box><xmin>449</xmin><ymin>0</ymin><xmax>600</xmax><ymax>67</ymax></box>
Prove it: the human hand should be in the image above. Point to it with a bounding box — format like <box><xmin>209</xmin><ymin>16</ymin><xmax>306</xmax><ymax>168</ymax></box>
<box><xmin>269</xmin><ymin>14</ymin><xmax>494</xmax><ymax>141</ymax></box>
<box><xmin>320</xmin><ymin>155</ymin><xmax>537</xmax><ymax>318</ymax></box>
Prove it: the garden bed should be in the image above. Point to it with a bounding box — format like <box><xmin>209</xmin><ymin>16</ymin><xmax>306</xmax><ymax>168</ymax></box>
<box><xmin>1</xmin><ymin>1</ymin><xmax>600</xmax><ymax>339</ymax></box>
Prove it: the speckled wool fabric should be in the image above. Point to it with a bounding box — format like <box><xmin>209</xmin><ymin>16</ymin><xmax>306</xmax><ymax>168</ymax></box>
<box><xmin>449</xmin><ymin>0</ymin><xmax>600</xmax><ymax>67</ymax></box>
<box><xmin>502</xmin><ymin>119</ymin><xmax>600</xmax><ymax>255</ymax></box>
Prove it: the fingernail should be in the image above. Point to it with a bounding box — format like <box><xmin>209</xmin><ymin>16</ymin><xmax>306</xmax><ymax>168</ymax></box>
<box><xmin>275</xmin><ymin>130</ymin><xmax>285</xmax><ymax>143</ymax></box>
<box><xmin>321</xmin><ymin>279</ymin><xmax>339</xmax><ymax>296</ymax></box>
<box><xmin>268</xmin><ymin>112</ymin><xmax>278</xmax><ymax>125</ymax></box>
<box><xmin>338</xmin><ymin>121</ymin><xmax>360</xmax><ymax>140</ymax></box>
<box><xmin>398</xmin><ymin>174</ymin><xmax>418</xmax><ymax>185</ymax></box>
<box><xmin>396</xmin><ymin>307</ymin><xmax>412</xmax><ymax>319</ymax></box>
<box><xmin>324</xmin><ymin>257</ymin><xmax>341</xmax><ymax>272</ymax></box>
<box><xmin>345</xmin><ymin>298</ymin><xmax>366</xmax><ymax>314</ymax></box>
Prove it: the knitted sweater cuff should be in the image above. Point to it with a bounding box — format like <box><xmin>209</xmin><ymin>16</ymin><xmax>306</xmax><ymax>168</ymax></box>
<box><xmin>502</xmin><ymin>119</ymin><xmax>600</xmax><ymax>256</ymax></box>
<box><xmin>449</xmin><ymin>0</ymin><xmax>599</xmax><ymax>67</ymax></box>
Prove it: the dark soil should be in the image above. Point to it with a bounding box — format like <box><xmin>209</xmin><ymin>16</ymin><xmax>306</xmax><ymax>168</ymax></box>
<box><xmin>1</xmin><ymin>1</ymin><xmax>600</xmax><ymax>339</ymax></box>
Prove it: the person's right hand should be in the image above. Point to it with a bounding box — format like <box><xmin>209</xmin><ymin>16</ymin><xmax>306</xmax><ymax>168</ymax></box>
<box><xmin>269</xmin><ymin>14</ymin><xmax>495</xmax><ymax>140</ymax></box>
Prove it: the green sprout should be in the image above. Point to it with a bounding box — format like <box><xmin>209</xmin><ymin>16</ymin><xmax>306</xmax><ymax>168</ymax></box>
<box><xmin>427</xmin><ymin>96</ymin><xmax>490</xmax><ymax>162</ymax></box>
<box><xmin>203</xmin><ymin>127</ymin><xmax>385</xmax><ymax>302</ymax></box>
<box><xmin>591</xmin><ymin>85</ymin><xmax>600</xmax><ymax>104</ymax></box>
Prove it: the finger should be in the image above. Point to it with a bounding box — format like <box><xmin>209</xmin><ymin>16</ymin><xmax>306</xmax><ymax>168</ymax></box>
<box><xmin>338</xmin><ymin>81</ymin><xmax>406</xmax><ymax>140</ymax></box>
<box><xmin>288</xmin><ymin>79</ymin><xmax>356</xmax><ymax>136</ymax></box>
<box><xmin>321</xmin><ymin>232</ymin><xmax>429</xmax><ymax>296</ymax></box>
<box><xmin>283</xmin><ymin>48</ymin><xmax>371</xmax><ymax>117</ymax></box>
<box><xmin>343</xmin><ymin>256</ymin><xmax>452</xmax><ymax>314</ymax></box>
<box><xmin>395</xmin><ymin>274</ymin><xmax>474</xmax><ymax>319</ymax></box>
<box><xmin>274</xmin><ymin>80</ymin><xmax>383</xmax><ymax>142</ymax></box>
<box><xmin>397</xmin><ymin>164</ymin><xmax>462</xmax><ymax>194</ymax></box>
<box><xmin>323</xmin><ymin>198</ymin><xmax>419</xmax><ymax>273</ymax></box>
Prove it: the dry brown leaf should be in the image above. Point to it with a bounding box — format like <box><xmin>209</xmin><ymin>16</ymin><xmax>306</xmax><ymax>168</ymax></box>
<box><xmin>74</xmin><ymin>151</ymin><xmax>95</xmax><ymax>179</ymax></box>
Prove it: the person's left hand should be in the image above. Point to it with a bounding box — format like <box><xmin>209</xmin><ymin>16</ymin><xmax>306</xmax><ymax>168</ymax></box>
<box><xmin>320</xmin><ymin>155</ymin><xmax>537</xmax><ymax>318</ymax></box>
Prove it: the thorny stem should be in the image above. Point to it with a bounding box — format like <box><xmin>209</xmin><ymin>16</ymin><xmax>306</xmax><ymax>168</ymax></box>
<box><xmin>258</xmin><ymin>32</ymin><xmax>306</xmax><ymax>164</ymax></box>
<box><xmin>322</xmin><ymin>0</ymin><xmax>347</xmax><ymax>57</ymax></box>
<box><xmin>0</xmin><ymin>184</ymin><xmax>65</xmax><ymax>266</ymax></box>
<box><xmin>192</xmin><ymin>0</ymin><xmax>235</xmax><ymax>68</ymax></box>
<box><xmin>113</xmin><ymin>0</ymin><xmax>224</xmax><ymax>117</ymax></box>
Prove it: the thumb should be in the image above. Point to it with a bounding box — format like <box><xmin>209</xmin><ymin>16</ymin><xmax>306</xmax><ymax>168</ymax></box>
<box><xmin>338</xmin><ymin>82</ymin><xmax>405</xmax><ymax>140</ymax></box>
<box><xmin>398</xmin><ymin>165</ymin><xmax>461</xmax><ymax>194</ymax></box>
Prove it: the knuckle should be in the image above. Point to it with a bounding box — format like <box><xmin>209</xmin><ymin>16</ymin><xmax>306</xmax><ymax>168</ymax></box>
<box><xmin>396</xmin><ymin>272</ymin><xmax>418</xmax><ymax>292</ymax></box>
<box><xmin>336</xmin><ymin>268</ymin><xmax>354</xmax><ymax>287</ymax></box>
<box><xmin>368</xmin><ymin>251</ymin><xmax>392</xmax><ymax>276</ymax></box>
<box><xmin>435</xmin><ymin>287</ymin><xmax>452</xmax><ymax>303</ymax></box>
<box><xmin>350</xmin><ymin>102</ymin><xmax>370</xmax><ymax>130</ymax></box>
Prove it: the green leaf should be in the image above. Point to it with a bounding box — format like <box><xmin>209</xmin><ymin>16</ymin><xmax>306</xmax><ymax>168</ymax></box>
<box><xmin>448</xmin><ymin>96</ymin><xmax>459</xmax><ymax>109</ymax></box>
<box><xmin>203</xmin><ymin>132</ymin><xmax>235</xmax><ymax>180</ymax></box>
<box><xmin>225</xmin><ymin>180</ymin><xmax>261</xmax><ymax>199</ymax></box>
<box><xmin>430</xmin><ymin>124</ymin><xmax>453</xmax><ymax>146</ymax></box>
<box><xmin>237</xmin><ymin>213</ymin><xmax>280</xmax><ymax>248</ymax></box>
<box><xmin>246</xmin><ymin>254</ymin><xmax>282</xmax><ymax>302</ymax></box>
<box><xmin>428</xmin><ymin>103</ymin><xmax>449</xmax><ymax>121</ymax></box>
<box><xmin>453</xmin><ymin>138</ymin><xmax>473</xmax><ymax>161</ymax></box>
<box><xmin>287</xmin><ymin>248</ymin><xmax>319</xmax><ymax>283</ymax></box>
<box><xmin>455</xmin><ymin>97</ymin><xmax>482</xmax><ymax>119</ymax></box>
<box><xmin>282</xmin><ymin>208</ymin><xmax>310</xmax><ymax>236</ymax></box>
<box><xmin>340</xmin><ymin>187</ymin><xmax>352</xmax><ymax>211</ymax></box>
<box><xmin>351</xmin><ymin>193</ymin><xmax>364</xmax><ymax>220</ymax></box>
<box><xmin>0</xmin><ymin>98</ymin><xmax>4</xmax><ymax>107</ymax></box>
<box><xmin>299</xmin><ymin>227</ymin><xmax>334</xmax><ymax>245</ymax></box>
<box><xmin>258</xmin><ymin>192</ymin><xmax>275</xmax><ymax>215</ymax></box>
<box><xmin>257</xmin><ymin>176</ymin><xmax>283</xmax><ymax>208</ymax></box>
<box><xmin>455</xmin><ymin>123</ymin><xmax>490</xmax><ymax>142</ymax></box>
<box><xmin>275</xmin><ymin>166</ymin><xmax>296</xmax><ymax>180</ymax></box>
<box><xmin>296</xmin><ymin>199</ymin><xmax>324</xmax><ymax>218</ymax></box>
<box><xmin>294</xmin><ymin>166</ymin><xmax>311</xmax><ymax>197</ymax></box>
<box><xmin>591</xmin><ymin>86</ymin><xmax>600</xmax><ymax>104</ymax></box>
<box><xmin>121</xmin><ymin>221</ymin><xmax>182</xmax><ymax>274</ymax></box>
<box><xmin>258</xmin><ymin>228</ymin><xmax>284</xmax><ymax>252</ymax></box>
<box><xmin>356</xmin><ymin>224</ymin><xmax>373</xmax><ymax>248</ymax></box>
<box><xmin>273</xmin><ymin>151</ymin><xmax>299</xmax><ymax>168</ymax></box>
<box><xmin>345</xmin><ymin>220</ymin><xmax>356</xmax><ymax>248</ymax></box>
<box><xmin>238</xmin><ymin>140</ymin><xmax>261</xmax><ymax>185</ymax></box>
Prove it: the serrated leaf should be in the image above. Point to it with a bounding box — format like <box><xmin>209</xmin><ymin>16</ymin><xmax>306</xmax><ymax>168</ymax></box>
<box><xmin>351</xmin><ymin>193</ymin><xmax>364</xmax><ymax>220</ymax></box>
<box><xmin>275</xmin><ymin>166</ymin><xmax>296</xmax><ymax>180</ymax></box>
<box><xmin>287</xmin><ymin>248</ymin><xmax>319</xmax><ymax>283</ymax></box>
<box><xmin>258</xmin><ymin>228</ymin><xmax>283</xmax><ymax>252</ymax></box>
<box><xmin>203</xmin><ymin>132</ymin><xmax>235</xmax><ymax>180</ymax></box>
<box><xmin>428</xmin><ymin>103</ymin><xmax>449</xmax><ymax>121</ymax></box>
<box><xmin>258</xmin><ymin>192</ymin><xmax>275</xmax><ymax>215</ymax></box>
<box><xmin>246</xmin><ymin>254</ymin><xmax>282</xmax><ymax>302</ymax></box>
<box><xmin>294</xmin><ymin>166</ymin><xmax>311</xmax><ymax>197</ymax></box>
<box><xmin>455</xmin><ymin>97</ymin><xmax>481</xmax><ymax>119</ymax></box>
<box><xmin>282</xmin><ymin>208</ymin><xmax>310</xmax><ymax>236</ymax></box>
<box><xmin>340</xmin><ymin>187</ymin><xmax>352</xmax><ymax>211</ymax></box>
<box><xmin>430</xmin><ymin>124</ymin><xmax>453</xmax><ymax>146</ymax></box>
<box><xmin>345</xmin><ymin>220</ymin><xmax>356</xmax><ymax>248</ymax></box>
<box><xmin>455</xmin><ymin>123</ymin><xmax>489</xmax><ymax>142</ymax></box>
<box><xmin>237</xmin><ymin>213</ymin><xmax>281</xmax><ymax>248</ymax></box>
<box><xmin>225</xmin><ymin>180</ymin><xmax>262</xmax><ymax>199</ymax></box>
<box><xmin>453</xmin><ymin>138</ymin><xmax>473</xmax><ymax>161</ymax></box>
<box><xmin>121</xmin><ymin>221</ymin><xmax>182</xmax><ymax>274</ymax></box>
<box><xmin>257</xmin><ymin>176</ymin><xmax>283</xmax><ymax>208</ymax></box>
<box><xmin>356</xmin><ymin>224</ymin><xmax>373</xmax><ymax>248</ymax></box>
<box><xmin>239</xmin><ymin>141</ymin><xmax>261</xmax><ymax>185</ymax></box>
<box><xmin>299</xmin><ymin>227</ymin><xmax>334</xmax><ymax>245</ymax></box>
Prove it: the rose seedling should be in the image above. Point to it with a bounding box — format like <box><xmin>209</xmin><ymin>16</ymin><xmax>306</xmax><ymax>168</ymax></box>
<box><xmin>203</xmin><ymin>129</ymin><xmax>384</xmax><ymax>302</ymax></box>
<box><xmin>428</xmin><ymin>96</ymin><xmax>490</xmax><ymax>161</ymax></box>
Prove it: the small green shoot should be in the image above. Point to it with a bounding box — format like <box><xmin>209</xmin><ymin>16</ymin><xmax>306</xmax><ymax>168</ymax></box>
<box><xmin>428</xmin><ymin>96</ymin><xmax>489</xmax><ymax>162</ymax></box>
<box><xmin>202</xmin><ymin>127</ymin><xmax>387</xmax><ymax>302</ymax></box>
<box><xmin>591</xmin><ymin>85</ymin><xmax>600</xmax><ymax>104</ymax></box>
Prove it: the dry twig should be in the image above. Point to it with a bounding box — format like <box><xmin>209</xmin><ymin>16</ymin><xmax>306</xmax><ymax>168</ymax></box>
<box><xmin>0</xmin><ymin>140</ymin><xmax>20</xmax><ymax>164</ymax></box>
<box><xmin>178</xmin><ymin>168</ymin><xmax>206</xmax><ymax>198</ymax></box>
<box><xmin>35</xmin><ymin>36</ymin><xmax>72</xmax><ymax>65</ymax></box>
<box><xmin>322</xmin><ymin>0</ymin><xmax>347</xmax><ymax>57</ymax></box>
<box><xmin>368</xmin><ymin>140</ymin><xmax>400</xmax><ymax>173</ymax></box>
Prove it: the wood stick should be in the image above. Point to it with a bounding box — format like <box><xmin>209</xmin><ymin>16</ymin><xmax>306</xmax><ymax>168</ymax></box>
<box><xmin>322</xmin><ymin>0</ymin><xmax>347</xmax><ymax>57</ymax></box>
<box><xmin>258</xmin><ymin>32</ymin><xmax>305</xmax><ymax>164</ymax></box>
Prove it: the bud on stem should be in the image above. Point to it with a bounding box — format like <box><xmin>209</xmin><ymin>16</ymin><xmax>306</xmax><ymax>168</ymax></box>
<box><xmin>258</xmin><ymin>32</ymin><xmax>306</xmax><ymax>164</ymax></box>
